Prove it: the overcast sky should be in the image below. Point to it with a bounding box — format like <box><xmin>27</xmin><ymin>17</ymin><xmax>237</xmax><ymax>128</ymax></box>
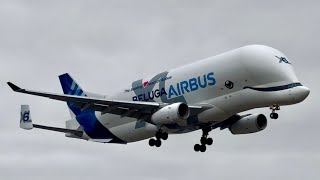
<box><xmin>0</xmin><ymin>1</ymin><xmax>319</xmax><ymax>180</ymax></box>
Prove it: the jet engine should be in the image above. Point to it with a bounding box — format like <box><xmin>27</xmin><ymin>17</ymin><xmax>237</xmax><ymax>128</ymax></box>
<box><xmin>151</xmin><ymin>103</ymin><xmax>190</xmax><ymax>125</ymax></box>
<box><xmin>229</xmin><ymin>114</ymin><xmax>267</xmax><ymax>134</ymax></box>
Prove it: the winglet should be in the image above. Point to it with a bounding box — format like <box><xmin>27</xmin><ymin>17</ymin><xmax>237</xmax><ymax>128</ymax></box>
<box><xmin>7</xmin><ymin>82</ymin><xmax>22</xmax><ymax>92</ymax></box>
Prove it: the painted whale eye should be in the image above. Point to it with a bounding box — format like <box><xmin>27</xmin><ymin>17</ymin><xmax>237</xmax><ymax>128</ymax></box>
<box><xmin>225</xmin><ymin>80</ymin><xmax>234</xmax><ymax>89</ymax></box>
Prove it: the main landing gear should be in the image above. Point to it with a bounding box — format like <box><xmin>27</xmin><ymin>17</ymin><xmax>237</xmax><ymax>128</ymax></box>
<box><xmin>149</xmin><ymin>130</ymin><xmax>168</xmax><ymax>147</ymax></box>
<box><xmin>270</xmin><ymin>104</ymin><xmax>280</xmax><ymax>119</ymax></box>
<box><xmin>194</xmin><ymin>128</ymin><xmax>213</xmax><ymax>153</ymax></box>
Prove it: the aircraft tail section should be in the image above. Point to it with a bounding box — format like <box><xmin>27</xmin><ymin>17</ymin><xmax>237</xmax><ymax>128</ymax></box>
<box><xmin>20</xmin><ymin>105</ymin><xmax>33</xmax><ymax>130</ymax></box>
<box><xmin>59</xmin><ymin>73</ymin><xmax>106</xmax><ymax>118</ymax></box>
<box><xmin>58</xmin><ymin>73</ymin><xmax>125</xmax><ymax>143</ymax></box>
<box><xmin>59</xmin><ymin>73</ymin><xmax>87</xmax><ymax>117</ymax></box>
<box><xmin>59</xmin><ymin>73</ymin><xmax>87</xmax><ymax>97</ymax></box>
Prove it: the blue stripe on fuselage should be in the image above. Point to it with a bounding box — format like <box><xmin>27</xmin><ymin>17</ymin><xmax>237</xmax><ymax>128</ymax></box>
<box><xmin>67</xmin><ymin>100</ymin><xmax>126</xmax><ymax>143</ymax></box>
<box><xmin>75</xmin><ymin>110</ymin><xmax>126</xmax><ymax>144</ymax></box>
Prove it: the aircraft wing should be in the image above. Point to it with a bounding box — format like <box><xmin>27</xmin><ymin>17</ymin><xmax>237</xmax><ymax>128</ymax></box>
<box><xmin>8</xmin><ymin>82</ymin><xmax>209</xmax><ymax>119</ymax></box>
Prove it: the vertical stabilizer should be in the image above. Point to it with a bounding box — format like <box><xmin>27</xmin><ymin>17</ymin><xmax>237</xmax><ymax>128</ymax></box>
<box><xmin>59</xmin><ymin>73</ymin><xmax>87</xmax><ymax>118</ymax></box>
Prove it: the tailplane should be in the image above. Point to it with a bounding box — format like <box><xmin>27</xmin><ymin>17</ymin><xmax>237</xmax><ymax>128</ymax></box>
<box><xmin>19</xmin><ymin>105</ymin><xmax>84</xmax><ymax>137</ymax></box>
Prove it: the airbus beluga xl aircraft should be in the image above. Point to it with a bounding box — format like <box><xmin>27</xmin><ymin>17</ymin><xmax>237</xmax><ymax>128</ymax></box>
<box><xmin>8</xmin><ymin>45</ymin><xmax>310</xmax><ymax>152</ymax></box>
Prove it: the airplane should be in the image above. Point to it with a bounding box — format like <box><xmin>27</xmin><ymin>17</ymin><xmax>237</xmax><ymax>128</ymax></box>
<box><xmin>8</xmin><ymin>45</ymin><xmax>310</xmax><ymax>153</ymax></box>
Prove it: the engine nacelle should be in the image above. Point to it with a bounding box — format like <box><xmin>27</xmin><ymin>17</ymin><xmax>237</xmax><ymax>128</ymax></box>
<box><xmin>229</xmin><ymin>114</ymin><xmax>267</xmax><ymax>135</ymax></box>
<box><xmin>151</xmin><ymin>103</ymin><xmax>190</xmax><ymax>126</ymax></box>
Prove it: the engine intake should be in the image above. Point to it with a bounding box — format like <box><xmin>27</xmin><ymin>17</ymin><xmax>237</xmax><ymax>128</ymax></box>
<box><xmin>151</xmin><ymin>103</ymin><xmax>190</xmax><ymax>125</ymax></box>
<box><xmin>229</xmin><ymin>114</ymin><xmax>267</xmax><ymax>135</ymax></box>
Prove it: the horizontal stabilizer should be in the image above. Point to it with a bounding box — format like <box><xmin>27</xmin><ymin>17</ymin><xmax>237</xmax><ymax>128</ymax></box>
<box><xmin>19</xmin><ymin>105</ymin><xmax>83</xmax><ymax>136</ymax></box>
<box><xmin>33</xmin><ymin>124</ymin><xmax>83</xmax><ymax>137</ymax></box>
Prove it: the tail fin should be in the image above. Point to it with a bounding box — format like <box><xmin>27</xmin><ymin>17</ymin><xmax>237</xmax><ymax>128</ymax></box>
<box><xmin>59</xmin><ymin>73</ymin><xmax>86</xmax><ymax>117</ymax></box>
<box><xmin>20</xmin><ymin>105</ymin><xmax>33</xmax><ymax>130</ymax></box>
<box><xmin>59</xmin><ymin>73</ymin><xmax>87</xmax><ymax>97</ymax></box>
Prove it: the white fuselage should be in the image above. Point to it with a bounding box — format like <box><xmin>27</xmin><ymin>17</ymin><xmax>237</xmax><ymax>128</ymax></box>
<box><xmin>78</xmin><ymin>45</ymin><xmax>309</xmax><ymax>143</ymax></box>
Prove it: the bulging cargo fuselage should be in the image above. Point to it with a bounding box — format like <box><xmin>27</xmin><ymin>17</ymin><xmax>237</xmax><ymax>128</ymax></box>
<box><xmin>88</xmin><ymin>45</ymin><xmax>309</xmax><ymax>142</ymax></box>
<box><xmin>10</xmin><ymin>45</ymin><xmax>310</xmax><ymax>148</ymax></box>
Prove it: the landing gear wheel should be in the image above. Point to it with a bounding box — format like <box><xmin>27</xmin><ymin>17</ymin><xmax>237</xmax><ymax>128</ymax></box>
<box><xmin>270</xmin><ymin>112</ymin><xmax>279</xmax><ymax>119</ymax></box>
<box><xmin>149</xmin><ymin>139</ymin><xmax>155</xmax><ymax>147</ymax></box>
<box><xmin>206</xmin><ymin>138</ymin><xmax>213</xmax><ymax>146</ymax></box>
<box><xmin>201</xmin><ymin>137</ymin><xmax>207</xmax><ymax>145</ymax></box>
<box><xmin>200</xmin><ymin>145</ymin><xmax>206</xmax><ymax>152</ymax></box>
<box><xmin>270</xmin><ymin>104</ymin><xmax>280</xmax><ymax>119</ymax></box>
<box><xmin>193</xmin><ymin>127</ymin><xmax>214</xmax><ymax>152</ymax></box>
<box><xmin>155</xmin><ymin>139</ymin><xmax>162</xmax><ymax>147</ymax></box>
<box><xmin>194</xmin><ymin>144</ymin><xmax>201</xmax><ymax>152</ymax></box>
<box><xmin>151</xmin><ymin>130</ymin><xmax>168</xmax><ymax>148</ymax></box>
<box><xmin>161</xmin><ymin>132</ymin><xmax>168</xmax><ymax>140</ymax></box>
<box><xmin>155</xmin><ymin>132</ymin><xmax>161</xmax><ymax>140</ymax></box>
<box><xmin>156</xmin><ymin>131</ymin><xmax>168</xmax><ymax>140</ymax></box>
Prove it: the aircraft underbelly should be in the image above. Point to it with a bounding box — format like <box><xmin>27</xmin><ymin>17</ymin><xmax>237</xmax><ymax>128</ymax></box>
<box><xmin>104</xmin><ymin>86</ymin><xmax>298</xmax><ymax>143</ymax></box>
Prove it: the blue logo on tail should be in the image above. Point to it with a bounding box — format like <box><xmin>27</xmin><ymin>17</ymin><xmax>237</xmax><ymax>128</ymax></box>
<box><xmin>59</xmin><ymin>73</ymin><xmax>86</xmax><ymax>96</ymax></box>
<box><xmin>58</xmin><ymin>73</ymin><xmax>126</xmax><ymax>143</ymax></box>
<box><xmin>59</xmin><ymin>73</ymin><xmax>87</xmax><ymax>116</ymax></box>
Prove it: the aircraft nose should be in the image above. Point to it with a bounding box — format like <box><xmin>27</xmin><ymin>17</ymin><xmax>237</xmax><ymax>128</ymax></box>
<box><xmin>295</xmin><ymin>86</ymin><xmax>310</xmax><ymax>102</ymax></box>
<box><xmin>301</xmin><ymin>86</ymin><xmax>310</xmax><ymax>98</ymax></box>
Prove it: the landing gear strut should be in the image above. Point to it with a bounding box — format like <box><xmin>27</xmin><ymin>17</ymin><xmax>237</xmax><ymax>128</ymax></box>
<box><xmin>149</xmin><ymin>130</ymin><xmax>168</xmax><ymax>147</ymax></box>
<box><xmin>194</xmin><ymin>128</ymin><xmax>213</xmax><ymax>153</ymax></box>
<box><xmin>270</xmin><ymin>104</ymin><xmax>280</xmax><ymax>119</ymax></box>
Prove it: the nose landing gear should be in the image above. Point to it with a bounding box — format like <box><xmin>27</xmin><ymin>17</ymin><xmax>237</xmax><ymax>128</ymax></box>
<box><xmin>194</xmin><ymin>128</ymin><xmax>213</xmax><ymax>153</ymax></box>
<box><xmin>149</xmin><ymin>130</ymin><xmax>168</xmax><ymax>148</ymax></box>
<box><xmin>270</xmin><ymin>104</ymin><xmax>280</xmax><ymax>119</ymax></box>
